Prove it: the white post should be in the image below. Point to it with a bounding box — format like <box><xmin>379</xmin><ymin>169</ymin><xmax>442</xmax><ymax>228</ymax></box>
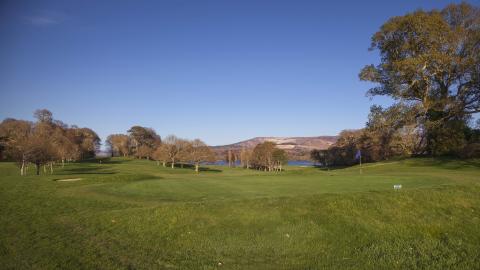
<box><xmin>359</xmin><ymin>155</ymin><xmax>362</xmax><ymax>174</ymax></box>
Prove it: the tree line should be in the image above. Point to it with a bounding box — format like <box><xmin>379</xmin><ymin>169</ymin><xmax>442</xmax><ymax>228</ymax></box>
<box><xmin>0</xmin><ymin>109</ymin><xmax>100</xmax><ymax>175</ymax></box>
<box><xmin>223</xmin><ymin>142</ymin><xmax>288</xmax><ymax>171</ymax></box>
<box><xmin>0</xmin><ymin>109</ymin><xmax>289</xmax><ymax>175</ymax></box>
<box><xmin>106</xmin><ymin>128</ymin><xmax>216</xmax><ymax>173</ymax></box>
<box><xmin>312</xmin><ymin>3</ymin><xmax>480</xmax><ymax>166</ymax></box>
<box><xmin>107</xmin><ymin>128</ymin><xmax>289</xmax><ymax>172</ymax></box>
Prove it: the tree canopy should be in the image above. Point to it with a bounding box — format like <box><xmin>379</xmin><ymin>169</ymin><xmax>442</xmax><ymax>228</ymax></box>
<box><xmin>357</xmin><ymin>2</ymin><xmax>480</xmax><ymax>156</ymax></box>
<box><xmin>0</xmin><ymin>110</ymin><xmax>100</xmax><ymax>175</ymax></box>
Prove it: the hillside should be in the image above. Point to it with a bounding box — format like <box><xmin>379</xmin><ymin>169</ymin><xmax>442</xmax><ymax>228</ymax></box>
<box><xmin>213</xmin><ymin>136</ymin><xmax>338</xmax><ymax>160</ymax></box>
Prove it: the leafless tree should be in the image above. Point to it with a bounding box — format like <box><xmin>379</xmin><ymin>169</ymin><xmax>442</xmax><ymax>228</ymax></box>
<box><xmin>187</xmin><ymin>139</ymin><xmax>215</xmax><ymax>173</ymax></box>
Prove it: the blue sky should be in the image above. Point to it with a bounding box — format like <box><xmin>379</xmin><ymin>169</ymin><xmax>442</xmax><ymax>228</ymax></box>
<box><xmin>0</xmin><ymin>0</ymin><xmax>468</xmax><ymax>146</ymax></box>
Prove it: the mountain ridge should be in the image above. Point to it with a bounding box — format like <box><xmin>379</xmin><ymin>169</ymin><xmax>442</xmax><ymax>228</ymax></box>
<box><xmin>213</xmin><ymin>136</ymin><xmax>338</xmax><ymax>160</ymax></box>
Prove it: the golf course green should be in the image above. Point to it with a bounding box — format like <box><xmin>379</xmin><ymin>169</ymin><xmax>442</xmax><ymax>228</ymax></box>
<box><xmin>1</xmin><ymin>158</ymin><xmax>479</xmax><ymax>269</ymax></box>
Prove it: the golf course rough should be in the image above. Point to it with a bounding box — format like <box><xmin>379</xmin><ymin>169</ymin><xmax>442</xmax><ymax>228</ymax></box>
<box><xmin>0</xmin><ymin>157</ymin><xmax>479</xmax><ymax>269</ymax></box>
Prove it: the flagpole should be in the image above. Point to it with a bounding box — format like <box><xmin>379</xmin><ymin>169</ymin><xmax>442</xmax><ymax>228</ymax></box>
<box><xmin>355</xmin><ymin>149</ymin><xmax>362</xmax><ymax>174</ymax></box>
<box><xmin>359</xmin><ymin>153</ymin><xmax>362</xmax><ymax>174</ymax></box>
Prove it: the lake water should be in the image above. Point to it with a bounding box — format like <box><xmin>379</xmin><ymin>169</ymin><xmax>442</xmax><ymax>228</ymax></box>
<box><xmin>287</xmin><ymin>160</ymin><xmax>316</xmax><ymax>166</ymax></box>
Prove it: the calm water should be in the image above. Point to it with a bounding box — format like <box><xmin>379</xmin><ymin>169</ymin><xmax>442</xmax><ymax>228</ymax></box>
<box><xmin>287</xmin><ymin>160</ymin><xmax>316</xmax><ymax>166</ymax></box>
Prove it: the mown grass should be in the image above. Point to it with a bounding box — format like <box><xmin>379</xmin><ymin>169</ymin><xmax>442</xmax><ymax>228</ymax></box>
<box><xmin>0</xmin><ymin>158</ymin><xmax>479</xmax><ymax>269</ymax></box>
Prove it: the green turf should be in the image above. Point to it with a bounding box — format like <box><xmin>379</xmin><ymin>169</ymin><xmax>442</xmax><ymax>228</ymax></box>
<box><xmin>1</xmin><ymin>158</ymin><xmax>479</xmax><ymax>269</ymax></box>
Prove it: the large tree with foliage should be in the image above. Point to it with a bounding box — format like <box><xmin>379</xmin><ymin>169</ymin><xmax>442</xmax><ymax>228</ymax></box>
<box><xmin>127</xmin><ymin>126</ymin><xmax>161</xmax><ymax>156</ymax></box>
<box><xmin>362</xmin><ymin>104</ymin><xmax>419</xmax><ymax>160</ymax></box>
<box><xmin>359</xmin><ymin>2</ymin><xmax>480</xmax><ymax>155</ymax></box>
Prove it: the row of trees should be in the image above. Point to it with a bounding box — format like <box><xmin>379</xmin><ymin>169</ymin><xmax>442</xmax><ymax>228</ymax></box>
<box><xmin>108</xmin><ymin>127</ymin><xmax>289</xmax><ymax>172</ymax></box>
<box><xmin>106</xmin><ymin>126</ymin><xmax>161</xmax><ymax>158</ymax></box>
<box><xmin>0</xmin><ymin>109</ymin><xmax>100</xmax><ymax>175</ymax></box>
<box><xmin>107</xmin><ymin>130</ymin><xmax>216</xmax><ymax>173</ymax></box>
<box><xmin>223</xmin><ymin>142</ymin><xmax>288</xmax><ymax>171</ymax></box>
<box><xmin>312</xmin><ymin>3</ymin><xmax>480</xmax><ymax>166</ymax></box>
<box><xmin>312</xmin><ymin>111</ymin><xmax>480</xmax><ymax>167</ymax></box>
<box><xmin>152</xmin><ymin>136</ymin><xmax>215</xmax><ymax>172</ymax></box>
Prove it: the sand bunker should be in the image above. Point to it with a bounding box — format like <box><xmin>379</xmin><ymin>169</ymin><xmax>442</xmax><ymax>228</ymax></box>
<box><xmin>56</xmin><ymin>178</ymin><xmax>83</xmax><ymax>182</ymax></box>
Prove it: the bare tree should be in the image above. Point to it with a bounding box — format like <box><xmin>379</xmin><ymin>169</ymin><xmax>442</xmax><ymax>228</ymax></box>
<box><xmin>0</xmin><ymin>119</ymin><xmax>33</xmax><ymax>175</ymax></box>
<box><xmin>225</xmin><ymin>149</ymin><xmax>238</xmax><ymax>167</ymax></box>
<box><xmin>136</xmin><ymin>145</ymin><xmax>153</xmax><ymax>159</ymax></box>
<box><xmin>251</xmin><ymin>142</ymin><xmax>282</xmax><ymax>171</ymax></box>
<box><xmin>162</xmin><ymin>135</ymin><xmax>189</xmax><ymax>169</ymax></box>
<box><xmin>106</xmin><ymin>134</ymin><xmax>130</xmax><ymax>157</ymax></box>
<box><xmin>52</xmin><ymin>128</ymin><xmax>77</xmax><ymax>167</ymax></box>
<box><xmin>187</xmin><ymin>139</ymin><xmax>215</xmax><ymax>173</ymax></box>
<box><xmin>1</xmin><ymin>109</ymin><xmax>102</xmax><ymax>175</ymax></box>
<box><xmin>34</xmin><ymin>109</ymin><xmax>53</xmax><ymax>123</ymax></box>
<box><xmin>25</xmin><ymin>134</ymin><xmax>57</xmax><ymax>175</ymax></box>
<box><xmin>240</xmin><ymin>147</ymin><xmax>253</xmax><ymax>169</ymax></box>
<box><xmin>152</xmin><ymin>144</ymin><xmax>169</xmax><ymax>166</ymax></box>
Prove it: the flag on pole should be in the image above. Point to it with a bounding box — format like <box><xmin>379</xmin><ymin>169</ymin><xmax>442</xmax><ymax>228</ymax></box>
<box><xmin>355</xmin><ymin>149</ymin><xmax>361</xmax><ymax>160</ymax></box>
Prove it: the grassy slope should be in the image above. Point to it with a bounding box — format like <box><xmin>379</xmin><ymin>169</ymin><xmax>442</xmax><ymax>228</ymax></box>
<box><xmin>0</xmin><ymin>158</ymin><xmax>479</xmax><ymax>269</ymax></box>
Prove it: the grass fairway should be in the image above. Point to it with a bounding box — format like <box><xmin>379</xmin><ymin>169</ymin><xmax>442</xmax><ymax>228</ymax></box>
<box><xmin>1</xmin><ymin>158</ymin><xmax>479</xmax><ymax>269</ymax></box>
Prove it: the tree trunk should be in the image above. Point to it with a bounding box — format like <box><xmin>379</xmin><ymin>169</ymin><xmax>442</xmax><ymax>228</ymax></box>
<box><xmin>62</xmin><ymin>158</ymin><xmax>65</xmax><ymax>167</ymax></box>
<box><xmin>162</xmin><ymin>161</ymin><xmax>166</xmax><ymax>167</ymax></box>
<box><xmin>43</xmin><ymin>165</ymin><xmax>47</xmax><ymax>174</ymax></box>
<box><xmin>195</xmin><ymin>163</ymin><xmax>199</xmax><ymax>173</ymax></box>
<box><xmin>171</xmin><ymin>160</ymin><xmax>175</xmax><ymax>169</ymax></box>
<box><xmin>36</xmin><ymin>163</ymin><xmax>40</xmax><ymax>175</ymax></box>
<box><xmin>50</xmin><ymin>162</ymin><xmax>53</xmax><ymax>174</ymax></box>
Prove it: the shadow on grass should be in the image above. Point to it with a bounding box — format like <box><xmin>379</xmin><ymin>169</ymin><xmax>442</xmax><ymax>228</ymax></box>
<box><xmin>98</xmin><ymin>158</ymin><xmax>133</xmax><ymax>165</ymax></box>
<box><xmin>161</xmin><ymin>163</ymin><xmax>223</xmax><ymax>173</ymax></box>
<box><xmin>74</xmin><ymin>157</ymin><xmax>135</xmax><ymax>165</ymax></box>
<box><xmin>314</xmin><ymin>165</ymin><xmax>350</xmax><ymax>171</ymax></box>
<box><xmin>407</xmin><ymin>157</ymin><xmax>480</xmax><ymax>170</ymax></box>
<box><xmin>52</xmin><ymin>178</ymin><xmax>83</xmax><ymax>181</ymax></box>
<box><xmin>93</xmin><ymin>157</ymin><xmax>137</xmax><ymax>164</ymax></box>
<box><xmin>312</xmin><ymin>157</ymin><xmax>480</xmax><ymax>171</ymax></box>
<box><xmin>58</xmin><ymin>166</ymin><xmax>116</xmax><ymax>175</ymax></box>
<box><xmin>76</xmin><ymin>158</ymin><xmax>102</xmax><ymax>163</ymax></box>
<box><xmin>199</xmin><ymin>167</ymin><xmax>222</xmax><ymax>173</ymax></box>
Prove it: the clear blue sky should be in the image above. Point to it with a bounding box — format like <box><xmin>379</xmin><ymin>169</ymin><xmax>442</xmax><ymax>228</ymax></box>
<box><xmin>0</xmin><ymin>0</ymin><xmax>468</xmax><ymax>146</ymax></box>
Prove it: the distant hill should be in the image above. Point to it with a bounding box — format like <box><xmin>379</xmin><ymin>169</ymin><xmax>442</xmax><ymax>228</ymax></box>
<box><xmin>213</xmin><ymin>136</ymin><xmax>338</xmax><ymax>160</ymax></box>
